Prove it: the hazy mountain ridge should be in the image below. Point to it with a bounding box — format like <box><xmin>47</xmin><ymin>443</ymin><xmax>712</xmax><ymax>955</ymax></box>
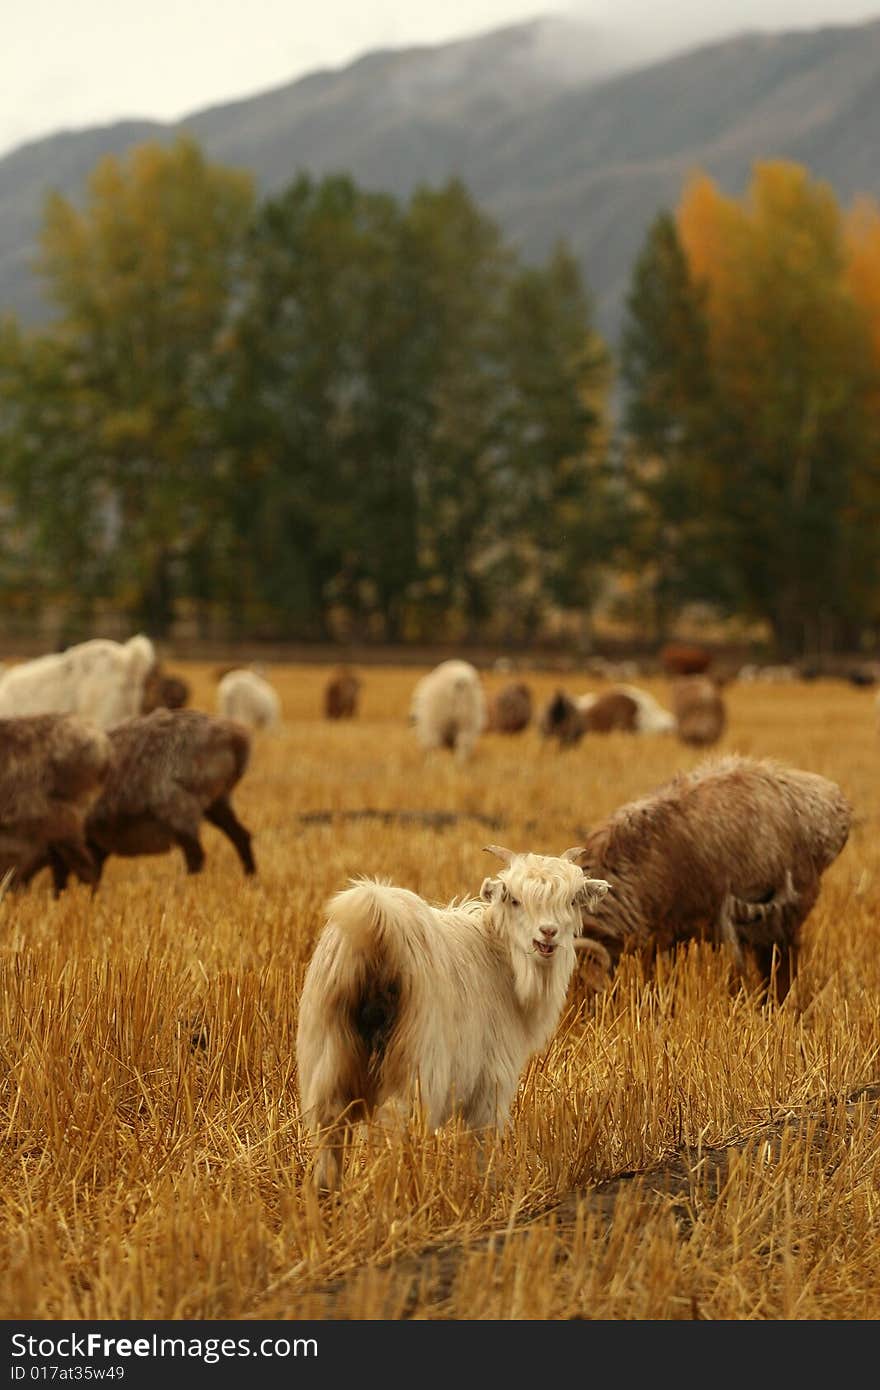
<box><xmin>2</xmin><ymin>14</ymin><xmax>880</xmax><ymax>338</ymax></box>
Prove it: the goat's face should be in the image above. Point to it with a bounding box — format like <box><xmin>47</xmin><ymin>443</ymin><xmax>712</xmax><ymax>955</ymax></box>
<box><xmin>480</xmin><ymin>849</ymin><xmax>610</xmax><ymax>964</ymax></box>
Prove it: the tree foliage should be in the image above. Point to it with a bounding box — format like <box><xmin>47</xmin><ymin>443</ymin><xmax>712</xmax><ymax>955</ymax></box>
<box><xmin>0</xmin><ymin>144</ymin><xmax>610</xmax><ymax>643</ymax></box>
<box><xmin>622</xmin><ymin>162</ymin><xmax>880</xmax><ymax>655</ymax></box>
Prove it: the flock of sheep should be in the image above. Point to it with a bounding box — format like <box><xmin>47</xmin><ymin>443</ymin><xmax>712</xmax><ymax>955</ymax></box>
<box><xmin>405</xmin><ymin>654</ymin><xmax>726</xmax><ymax>758</ymax></box>
<box><xmin>0</xmin><ymin>636</ymin><xmax>278</xmax><ymax>893</ymax></box>
<box><xmin>298</xmin><ymin>651</ymin><xmax>854</xmax><ymax>1189</ymax></box>
<box><xmin>0</xmin><ymin>635</ymin><xmax>857</xmax><ymax>1194</ymax></box>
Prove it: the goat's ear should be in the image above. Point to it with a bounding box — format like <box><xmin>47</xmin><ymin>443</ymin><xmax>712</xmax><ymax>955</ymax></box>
<box><xmin>578</xmin><ymin>876</ymin><xmax>611</xmax><ymax>911</ymax></box>
<box><xmin>480</xmin><ymin>876</ymin><xmax>505</xmax><ymax>903</ymax></box>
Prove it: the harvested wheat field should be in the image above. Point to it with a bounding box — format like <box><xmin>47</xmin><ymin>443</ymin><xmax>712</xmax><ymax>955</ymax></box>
<box><xmin>1</xmin><ymin>662</ymin><xmax>879</xmax><ymax>1320</ymax></box>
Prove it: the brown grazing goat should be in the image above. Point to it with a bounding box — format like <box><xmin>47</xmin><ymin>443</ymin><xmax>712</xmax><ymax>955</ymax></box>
<box><xmin>50</xmin><ymin>709</ymin><xmax>255</xmax><ymax>889</ymax></box>
<box><xmin>660</xmin><ymin>643</ymin><xmax>712</xmax><ymax>676</ymax></box>
<box><xmin>575</xmin><ymin>755</ymin><xmax>851</xmax><ymax>1001</ymax></box>
<box><xmin>538</xmin><ymin>690</ymin><xmax>586</xmax><ymax>746</ymax></box>
<box><xmin>141</xmin><ymin>668</ymin><xmax>191</xmax><ymax>713</ymax></box>
<box><xmin>323</xmin><ymin>667</ymin><xmax>361</xmax><ymax>719</ymax></box>
<box><xmin>672</xmin><ymin>676</ymin><xmax>727</xmax><ymax>747</ymax></box>
<box><xmin>0</xmin><ymin>714</ymin><xmax>111</xmax><ymax>893</ymax></box>
<box><xmin>486</xmin><ymin>681</ymin><xmax>533</xmax><ymax>733</ymax></box>
<box><xmin>539</xmin><ymin>688</ymin><xmax>652</xmax><ymax>745</ymax></box>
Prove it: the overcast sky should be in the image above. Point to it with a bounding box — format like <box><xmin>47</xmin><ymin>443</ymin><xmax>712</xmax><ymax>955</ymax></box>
<box><xmin>3</xmin><ymin>0</ymin><xmax>879</xmax><ymax>160</ymax></box>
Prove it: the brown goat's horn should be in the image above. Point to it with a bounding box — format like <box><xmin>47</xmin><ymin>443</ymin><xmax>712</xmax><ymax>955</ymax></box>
<box><xmin>484</xmin><ymin>844</ymin><xmax>516</xmax><ymax>864</ymax></box>
<box><xmin>561</xmin><ymin>847</ymin><xmax>586</xmax><ymax>862</ymax></box>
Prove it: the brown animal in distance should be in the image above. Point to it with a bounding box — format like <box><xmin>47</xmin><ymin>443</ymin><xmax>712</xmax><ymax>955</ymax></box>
<box><xmin>324</xmin><ymin>667</ymin><xmax>361</xmax><ymax>719</ymax></box>
<box><xmin>660</xmin><ymin>643</ymin><xmax>712</xmax><ymax>676</ymax></box>
<box><xmin>672</xmin><ymin>676</ymin><xmax>727</xmax><ymax>747</ymax></box>
<box><xmin>141</xmin><ymin>667</ymin><xmax>191</xmax><ymax>713</ymax></box>
<box><xmin>486</xmin><ymin>681</ymin><xmax>532</xmax><ymax>733</ymax></box>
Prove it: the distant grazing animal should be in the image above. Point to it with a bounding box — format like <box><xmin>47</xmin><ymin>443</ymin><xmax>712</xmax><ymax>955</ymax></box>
<box><xmin>539</xmin><ymin>690</ymin><xmax>586</xmax><ymax>746</ymax></box>
<box><xmin>486</xmin><ymin>681</ymin><xmax>532</xmax><ymax>733</ymax></box>
<box><xmin>0</xmin><ymin>635</ymin><xmax>157</xmax><ymax>729</ymax></box>
<box><xmin>141</xmin><ymin>668</ymin><xmax>191</xmax><ymax>713</ymax></box>
<box><xmin>847</xmin><ymin>667</ymin><xmax>878</xmax><ymax>688</ymax></box>
<box><xmin>540</xmin><ymin>685</ymin><xmax>675</xmax><ymax>746</ymax></box>
<box><xmin>0</xmin><ymin>714</ymin><xmax>111</xmax><ymax>894</ymax></box>
<box><xmin>296</xmin><ymin>844</ymin><xmax>610</xmax><ymax>1189</ymax></box>
<box><xmin>659</xmin><ymin>643</ymin><xmax>712</xmax><ymax>676</ymax></box>
<box><xmin>48</xmin><ymin>709</ymin><xmax>256</xmax><ymax>890</ymax></box>
<box><xmin>324</xmin><ymin>667</ymin><xmax>361</xmax><ymax>719</ymax></box>
<box><xmin>579</xmin><ymin>686</ymin><xmax>676</xmax><ymax>735</ymax></box>
<box><xmin>574</xmin><ymin>754</ymin><xmax>851</xmax><ymax>1002</ymax></box>
<box><xmin>410</xmin><ymin>660</ymin><xmax>485</xmax><ymax>761</ymax></box>
<box><xmin>672</xmin><ymin>676</ymin><xmax>727</xmax><ymax>747</ymax></box>
<box><xmin>216</xmin><ymin>668</ymin><xmax>280</xmax><ymax>730</ymax></box>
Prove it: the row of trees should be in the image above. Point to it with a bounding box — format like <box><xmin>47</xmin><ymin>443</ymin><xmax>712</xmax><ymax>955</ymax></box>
<box><xmin>3</xmin><ymin>140</ymin><xmax>880</xmax><ymax>653</ymax></box>
<box><xmin>0</xmin><ymin>140</ymin><xmax>608</xmax><ymax>642</ymax></box>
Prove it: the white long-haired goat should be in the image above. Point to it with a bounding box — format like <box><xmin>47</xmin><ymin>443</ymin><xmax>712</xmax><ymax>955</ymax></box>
<box><xmin>296</xmin><ymin>845</ymin><xmax>611</xmax><ymax>1189</ymax></box>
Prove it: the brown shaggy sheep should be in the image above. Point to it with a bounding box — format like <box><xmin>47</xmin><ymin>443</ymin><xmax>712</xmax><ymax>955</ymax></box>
<box><xmin>486</xmin><ymin>681</ymin><xmax>533</xmax><ymax>733</ymax></box>
<box><xmin>324</xmin><ymin>667</ymin><xmax>361</xmax><ymax>719</ymax></box>
<box><xmin>0</xmin><ymin>714</ymin><xmax>111</xmax><ymax>893</ymax></box>
<box><xmin>672</xmin><ymin>676</ymin><xmax>727</xmax><ymax>747</ymax></box>
<box><xmin>575</xmin><ymin>755</ymin><xmax>851</xmax><ymax>1001</ymax></box>
<box><xmin>50</xmin><ymin>709</ymin><xmax>255</xmax><ymax>889</ymax></box>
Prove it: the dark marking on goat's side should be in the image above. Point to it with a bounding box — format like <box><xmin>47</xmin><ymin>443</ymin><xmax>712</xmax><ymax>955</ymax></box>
<box><xmin>354</xmin><ymin>974</ymin><xmax>401</xmax><ymax>1076</ymax></box>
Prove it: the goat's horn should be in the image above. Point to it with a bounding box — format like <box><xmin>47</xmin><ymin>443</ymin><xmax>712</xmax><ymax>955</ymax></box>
<box><xmin>561</xmin><ymin>847</ymin><xmax>586</xmax><ymax>862</ymax></box>
<box><xmin>484</xmin><ymin>844</ymin><xmax>515</xmax><ymax>864</ymax></box>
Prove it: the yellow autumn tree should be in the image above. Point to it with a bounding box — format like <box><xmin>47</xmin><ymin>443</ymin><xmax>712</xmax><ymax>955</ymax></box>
<box><xmin>672</xmin><ymin>161</ymin><xmax>880</xmax><ymax>654</ymax></box>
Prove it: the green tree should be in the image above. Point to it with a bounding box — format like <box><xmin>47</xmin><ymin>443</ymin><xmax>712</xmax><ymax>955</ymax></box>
<box><xmin>0</xmin><ymin>320</ymin><xmax>111</xmax><ymax>632</ymax></box>
<box><xmin>37</xmin><ymin>137</ymin><xmax>254</xmax><ymax>634</ymax></box>
<box><xmin>619</xmin><ymin>212</ymin><xmax>722</xmax><ymax>638</ymax></box>
<box><xmin>491</xmin><ymin>244</ymin><xmax>610</xmax><ymax>635</ymax></box>
<box><xmin>219</xmin><ymin>174</ymin><xmax>426</xmax><ymax>639</ymax></box>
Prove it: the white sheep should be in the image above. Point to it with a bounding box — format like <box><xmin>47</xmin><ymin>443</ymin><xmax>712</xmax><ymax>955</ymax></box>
<box><xmin>410</xmin><ymin>659</ymin><xmax>486</xmax><ymax>761</ymax></box>
<box><xmin>296</xmin><ymin>844</ymin><xmax>610</xmax><ymax>1189</ymax></box>
<box><xmin>0</xmin><ymin>635</ymin><xmax>157</xmax><ymax>729</ymax></box>
<box><xmin>216</xmin><ymin>668</ymin><xmax>281</xmax><ymax>730</ymax></box>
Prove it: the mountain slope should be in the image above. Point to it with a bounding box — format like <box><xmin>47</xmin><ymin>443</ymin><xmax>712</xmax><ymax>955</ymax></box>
<box><xmin>2</xmin><ymin>14</ymin><xmax>880</xmax><ymax>340</ymax></box>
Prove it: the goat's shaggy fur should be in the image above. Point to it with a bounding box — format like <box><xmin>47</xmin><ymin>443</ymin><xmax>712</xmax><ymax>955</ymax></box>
<box><xmin>672</xmin><ymin>676</ymin><xmax>726</xmax><ymax>747</ymax></box>
<box><xmin>216</xmin><ymin>668</ymin><xmax>280</xmax><ymax>730</ymax></box>
<box><xmin>297</xmin><ymin>846</ymin><xmax>610</xmax><ymax>1189</ymax></box>
<box><xmin>50</xmin><ymin>709</ymin><xmax>255</xmax><ymax>888</ymax></box>
<box><xmin>486</xmin><ymin>681</ymin><xmax>533</xmax><ymax>733</ymax></box>
<box><xmin>575</xmin><ymin>754</ymin><xmax>851</xmax><ymax>1000</ymax></box>
<box><xmin>410</xmin><ymin>660</ymin><xmax>486</xmax><ymax>761</ymax></box>
<box><xmin>0</xmin><ymin>635</ymin><xmax>157</xmax><ymax>729</ymax></box>
<box><xmin>0</xmin><ymin>714</ymin><xmax>111</xmax><ymax>892</ymax></box>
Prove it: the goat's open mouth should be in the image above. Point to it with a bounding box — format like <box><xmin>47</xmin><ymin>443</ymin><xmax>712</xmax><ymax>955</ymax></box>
<box><xmin>534</xmin><ymin>940</ymin><xmax>557</xmax><ymax>958</ymax></box>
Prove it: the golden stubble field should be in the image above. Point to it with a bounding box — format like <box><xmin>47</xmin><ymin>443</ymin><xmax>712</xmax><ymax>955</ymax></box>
<box><xmin>1</xmin><ymin>662</ymin><xmax>879</xmax><ymax>1320</ymax></box>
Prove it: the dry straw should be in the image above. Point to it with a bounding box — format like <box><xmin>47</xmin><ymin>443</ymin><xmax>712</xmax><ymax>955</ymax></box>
<box><xmin>0</xmin><ymin>664</ymin><xmax>877</xmax><ymax>1317</ymax></box>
